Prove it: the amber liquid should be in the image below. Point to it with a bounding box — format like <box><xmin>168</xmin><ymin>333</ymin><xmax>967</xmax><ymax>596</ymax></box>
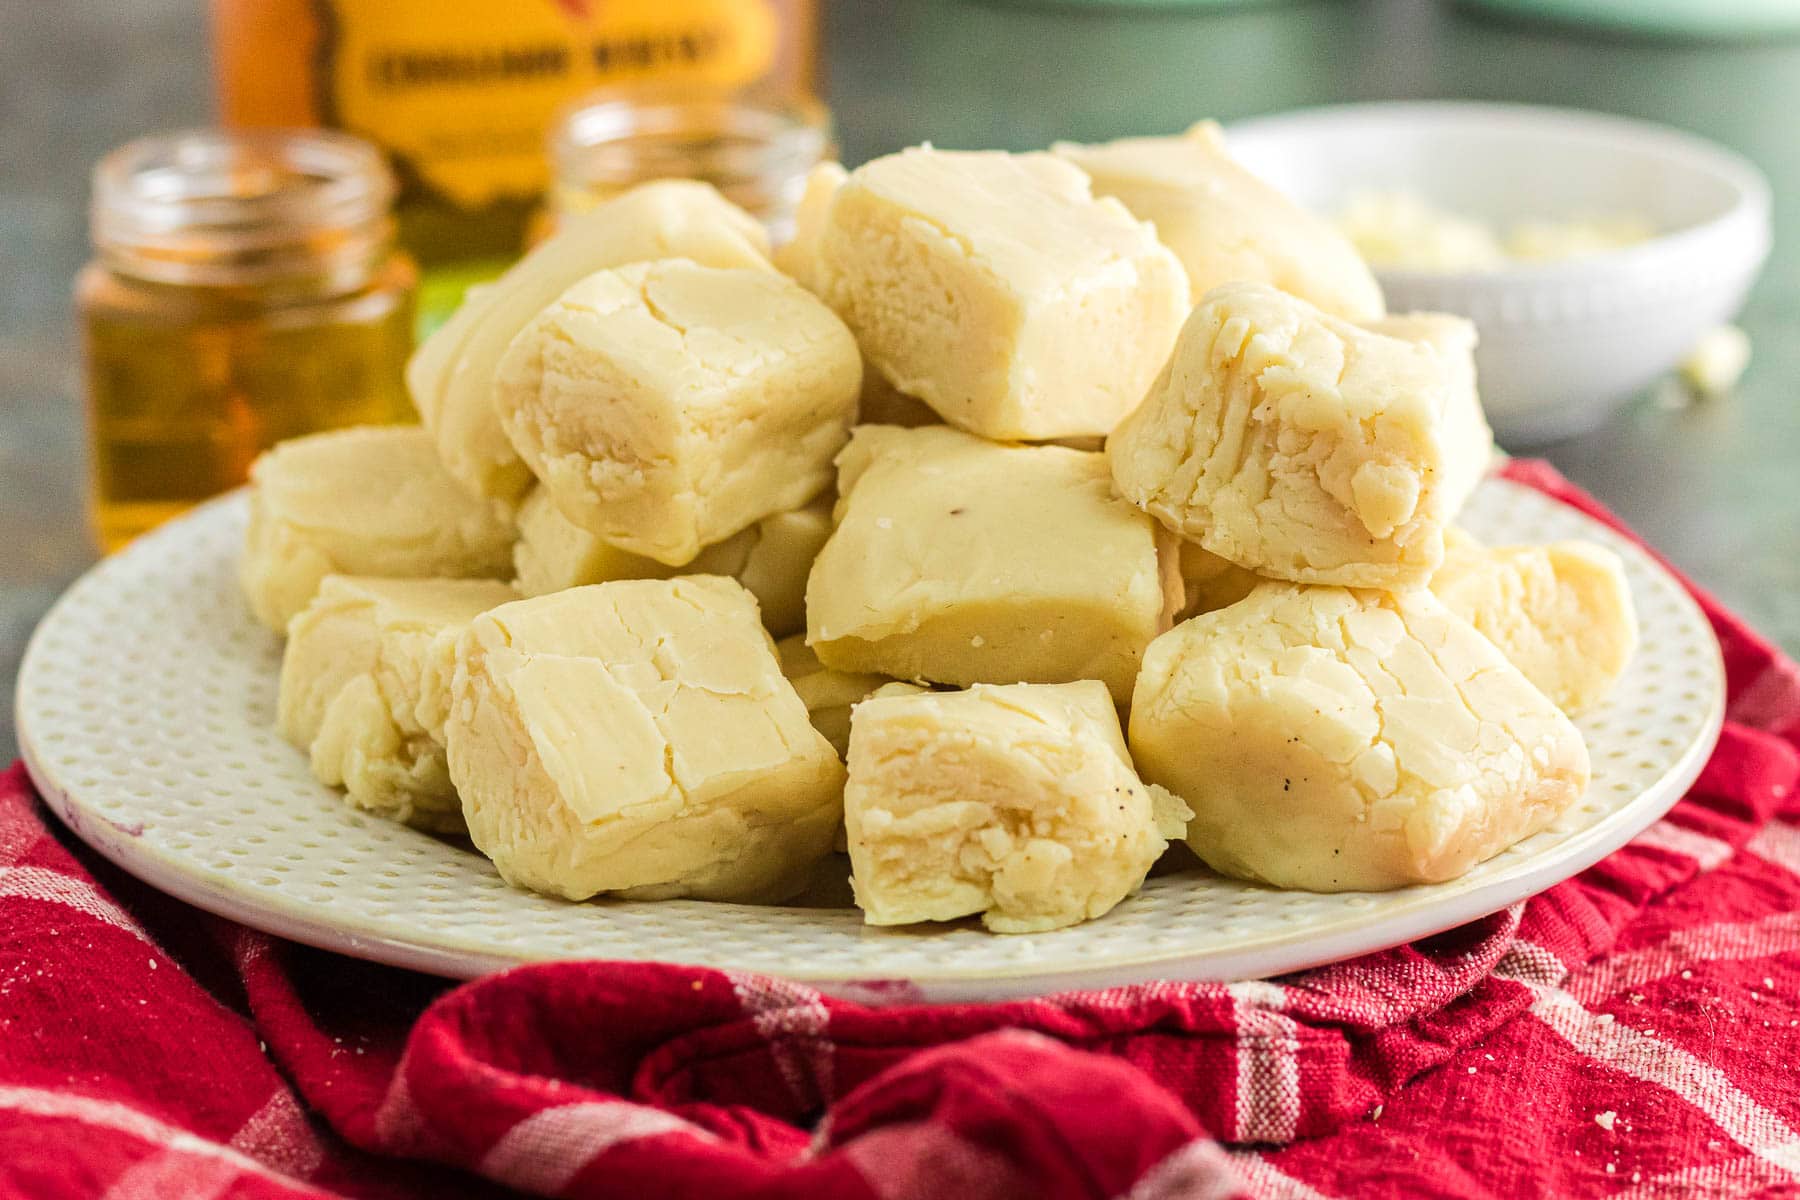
<box><xmin>77</xmin><ymin>255</ymin><xmax>418</xmax><ymax>551</ymax></box>
<box><xmin>211</xmin><ymin>0</ymin><xmax>820</xmax><ymax>270</ymax></box>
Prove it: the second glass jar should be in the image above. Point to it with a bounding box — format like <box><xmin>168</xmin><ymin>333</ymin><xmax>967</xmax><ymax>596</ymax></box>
<box><xmin>77</xmin><ymin>129</ymin><xmax>417</xmax><ymax>550</ymax></box>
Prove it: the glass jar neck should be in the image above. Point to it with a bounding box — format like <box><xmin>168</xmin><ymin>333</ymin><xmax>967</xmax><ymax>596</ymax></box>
<box><xmin>551</xmin><ymin>87</ymin><xmax>832</xmax><ymax>241</ymax></box>
<box><xmin>91</xmin><ymin>129</ymin><xmax>399</xmax><ymax>297</ymax></box>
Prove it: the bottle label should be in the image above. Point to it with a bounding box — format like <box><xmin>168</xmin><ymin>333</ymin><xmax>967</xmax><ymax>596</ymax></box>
<box><xmin>312</xmin><ymin>0</ymin><xmax>779</xmax><ymax>208</ymax></box>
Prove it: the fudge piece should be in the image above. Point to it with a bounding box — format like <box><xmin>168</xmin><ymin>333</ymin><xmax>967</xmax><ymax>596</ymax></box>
<box><xmin>408</xmin><ymin>180</ymin><xmax>771</xmax><ymax>499</ymax></box>
<box><xmin>811</xmin><ymin>147</ymin><xmax>1189</xmax><ymax>441</ymax></box>
<box><xmin>772</xmin><ymin>160</ymin><xmax>849</xmax><ymax>294</ymax></box>
<box><xmin>511</xmin><ymin>488</ymin><xmax>832</xmax><ymax>638</ymax></box>
<box><xmin>689</xmin><ymin>496</ymin><xmax>834</xmax><ymax>638</ymax></box>
<box><xmin>1054</xmin><ymin>121</ymin><xmax>1385</xmax><ymax>320</ymax></box>
<box><xmin>510</xmin><ymin>486</ymin><xmax>670</xmax><ymax>599</ymax></box>
<box><xmin>773</xmin><ymin>162</ymin><xmax>945</xmax><ymax>431</ymax></box>
<box><xmin>494</xmin><ymin>258</ymin><xmax>860</xmax><ymax>566</ymax></box>
<box><xmin>278</xmin><ymin>576</ymin><xmax>515</xmax><ymax>832</ymax></box>
<box><xmin>240</xmin><ymin>426</ymin><xmax>515</xmax><ymax>630</ymax></box>
<box><xmin>806</xmin><ymin>425</ymin><xmax>1179</xmax><ymax>703</ymax></box>
<box><xmin>1129</xmin><ymin>582</ymin><xmax>1589</xmax><ymax>892</ymax></box>
<box><xmin>1109</xmin><ymin>284</ymin><xmax>1493</xmax><ymax>589</ymax></box>
<box><xmin>1431</xmin><ymin>534</ymin><xmax>1638</xmax><ymax>713</ymax></box>
<box><xmin>442</xmin><ymin>577</ymin><xmax>844</xmax><ymax>902</ymax></box>
<box><xmin>844</xmin><ymin>680</ymin><xmax>1187</xmax><ymax>933</ymax></box>
<box><xmin>775</xmin><ymin>635</ymin><xmax>890</xmax><ymax>759</ymax></box>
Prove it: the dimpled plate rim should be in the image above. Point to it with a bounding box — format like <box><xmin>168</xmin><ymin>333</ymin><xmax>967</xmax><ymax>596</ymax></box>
<box><xmin>16</xmin><ymin>478</ymin><xmax>1725</xmax><ymax>1004</ymax></box>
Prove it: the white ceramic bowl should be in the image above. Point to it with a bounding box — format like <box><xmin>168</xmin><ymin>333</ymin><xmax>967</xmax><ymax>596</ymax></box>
<box><xmin>1225</xmin><ymin>102</ymin><xmax>1771</xmax><ymax>445</ymax></box>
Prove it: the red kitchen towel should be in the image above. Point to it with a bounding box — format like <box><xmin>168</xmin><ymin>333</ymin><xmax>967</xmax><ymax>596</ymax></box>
<box><xmin>3</xmin><ymin>458</ymin><xmax>1798</xmax><ymax>1200</ymax></box>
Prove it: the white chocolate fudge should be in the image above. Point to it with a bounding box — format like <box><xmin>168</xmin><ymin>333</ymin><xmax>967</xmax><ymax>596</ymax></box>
<box><xmin>1129</xmin><ymin>583</ymin><xmax>1589</xmax><ymax>892</ymax></box>
<box><xmin>807</xmin><ymin>425</ymin><xmax>1179</xmax><ymax>703</ymax></box>
<box><xmin>1109</xmin><ymin>284</ymin><xmax>1493</xmax><ymax>589</ymax></box>
<box><xmin>772</xmin><ymin>160</ymin><xmax>849</xmax><ymax>294</ymax></box>
<box><xmin>844</xmin><ymin>681</ymin><xmax>1186</xmax><ymax>933</ymax></box>
<box><xmin>495</xmin><ymin>258</ymin><xmax>861</xmax><ymax>566</ymax></box>
<box><xmin>773</xmin><ymin>162</ymin><xmax>945</xmax><ymax>431</ymax></box>
<box><xmin>408</xmin><ymin>181</ymin><xmax>771</xmax><ymax>499</ymax></box>
<box><xmin>689</xmin><ymin>497</ymin><xmax>834</xmax><ymax>638</ymax></box>
<box><xmin>510</xmin><ymin>487</ymin><xmax>670</xmax><ymax>598</ymax></box>
<box><xmin>812</xmin><ymin>147</ymin><xmax>1189</xmax><ymax>441</ymax></box>
<box><xmin>1054</xmin><ymin>122</ymin><xmax>1385</xmax><ymax>320</ymax></box>
<box><xmin>278</xmin><ymin>576</ymin><xmax>515</xmax><ymax>832</ymax></box>
<box><xmin>443</xmin><ymin>577</ymin><xmax>844</xmax><ymax>902</ymax></box>
<box><xmin>512</xmin><ymin>487</ymin><xmax>832</xmax><ymax>637</ymax></box>
<box><xmin>775</xmin><ymin>635</ymin><xmax>890</xmax><ymax>759</ymax></box>
<box><xmin>240</xmin><ymin>426</ymin><xmax>515</xmax><ymax>631</ymax></box>
<box><xmin>1431</xmin><ymin>535</ymin><xmax>1638</xmax><ymax>713</ymax></box>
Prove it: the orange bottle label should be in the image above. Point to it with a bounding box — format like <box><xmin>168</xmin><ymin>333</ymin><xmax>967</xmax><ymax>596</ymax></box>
<box><xmin>215</xmin><ymin>0</ymin><xmax>781</xmax><ymax>209</ymax></box>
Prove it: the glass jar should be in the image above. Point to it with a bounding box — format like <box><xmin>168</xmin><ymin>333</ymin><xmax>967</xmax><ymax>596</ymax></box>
<box><xmin>548</xmin><ymin>86</ymin><xmax>833</xmax><ymax>244</ymax></box>
<box><xmin>77</xmin><ymin>129</ymin><xmax>417</xmax><ymax>551</ymax></box>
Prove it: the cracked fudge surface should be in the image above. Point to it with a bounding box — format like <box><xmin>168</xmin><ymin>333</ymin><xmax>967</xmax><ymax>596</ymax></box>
<box><xmin>1109</xmin><ymin>282</ymin><xmax>1492</xmax><ymax>589</ymax></box>
<box><xmin>494</xmin><ymin>258</ymin><xmax>859</xmax><ymax>567</ymax></box>
<box><xmin>1130</xmin><ymin>581</ymin><xmax>1588</xmax><ymax>892</ymax></box>
<box><xmin>845</xmin><ymin>680</ymin><xmax>1188</xmax><ymax>933</ymax></box>
<box><xmin>279</xmin><ymin>575</ymin><xmax>516</xmax><ymax>833</ymax></box>
<box><xmin>408</xmin><ymin>180</ymin><xmax>772</xmax><ymax>500</ymax></box>
<box><xmin>442</xmin><ymin>577</ymin><xmax>844</xmax><ymax>903</ymax></box>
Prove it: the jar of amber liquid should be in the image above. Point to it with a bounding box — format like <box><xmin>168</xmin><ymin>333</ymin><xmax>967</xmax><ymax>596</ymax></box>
<box><xmin>548</xmin><ymin>87</ymin><xmax>832</xmax><ymax>243</ymax></box>
<box><xmin>77</xmin><ymin>129</ymin><xmax>417</xmax><ymax>551</ymax></box>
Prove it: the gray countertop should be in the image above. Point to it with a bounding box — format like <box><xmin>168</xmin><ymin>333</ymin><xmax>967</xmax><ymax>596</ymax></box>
<box><xmin>3</xmin><ymin>0</ymin><xmax>1797</xmax><ymax>761</ymax></box>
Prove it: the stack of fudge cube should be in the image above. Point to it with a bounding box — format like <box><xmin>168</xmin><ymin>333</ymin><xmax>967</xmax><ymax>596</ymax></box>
<box><xmin>243</xmin><ymin>124</ymin><xmax>1638</xmax><ymax>931</ymax></box>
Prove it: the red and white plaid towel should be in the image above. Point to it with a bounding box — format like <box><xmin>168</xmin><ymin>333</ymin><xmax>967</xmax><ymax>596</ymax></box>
<box><xmin>2</xmin><ymin>460</ymin><xmax>1797</xmax><ymax>1200</ymax></box>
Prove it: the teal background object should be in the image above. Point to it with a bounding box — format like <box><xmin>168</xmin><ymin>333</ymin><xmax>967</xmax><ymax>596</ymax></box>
<box><xmin>1459</xmin><ymin>0</ymin><xmax>1800</xmax><ymax>41</ymax></box>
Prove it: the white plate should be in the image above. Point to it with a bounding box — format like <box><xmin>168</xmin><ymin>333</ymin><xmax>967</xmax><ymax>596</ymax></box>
<box><xmin>15</xmin><ymin>479</ymin><xmax>1725</xmax><ymax>1003</ymax></box>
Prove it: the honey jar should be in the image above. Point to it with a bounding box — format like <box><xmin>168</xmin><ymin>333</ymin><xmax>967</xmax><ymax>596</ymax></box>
<box><xmin>76</xmin><ymin>130</ymin><xmax>417</xmax><ymax>551</ymax></box>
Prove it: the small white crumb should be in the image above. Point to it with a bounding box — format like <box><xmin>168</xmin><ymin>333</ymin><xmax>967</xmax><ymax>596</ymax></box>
<box><xmin>1629</xmin><ymin>993</ymin><xmax>1646</xmax><ymax>1004</ymax></box>
<box><xmin>970</xmin><ymin>635</ymin><xmax>985</xmax><ymax>648</ymax></box>
<box><xmin>1681</xmin><ymin>970</ymin><xmax>1694</xmax><ymax>980</ymax></box>
<box><xmin>147</xmin><ymin>959</ymin><xmax>157</xmax><ymax>970</ymax></box>
<box><xmin>1484</xmin><ymin>1053</ymin><xmax>1494</xmax><ymax>1061</ymax></box>
<box><xmin>1467</xmin><ymin>1066</ymin><xmax>1477</xmax><ymax>1074</ymax></box>
<box><xmin>1606</xmin><ymin>1163</ymin><xmax>1616</xmax><ymax>1175</ymax></box>
<box><xmin>1633</xmin><ymin>1173</ymin><xmax>1642</xmax><ymax>1184</ymax></box>
<box><xmin>1371</xmin><ymin>1104</ymin><xmax>1383</xmax><ymax>1121</ymax></box>
<box><xmin>1596</xmin><ymin>1111</ymin><xmax>1617</xmax><ymax>1131</ymax></box>
<box><xmin>1596</xmin><ymin>1013</ymin><xmax>1615</xmax><ymax>1025</ymax></box>
<box><xmin>1679</xmin><ymin>324</ymin><xmax>1751</xmax><ymax>398</ymax></box>
<box><xmin>1765</xmin><ymin>978</ymin><xmax>1775</xmax><ymax>989</ymax></box>
<box><xmin>875</xmin><ymin>517</ymin><xmax>893</xmax><ymax>530</ymax></box>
